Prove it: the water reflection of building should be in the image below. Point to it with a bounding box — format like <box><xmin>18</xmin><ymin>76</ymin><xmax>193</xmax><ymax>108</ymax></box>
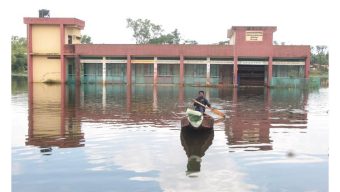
<box><xmin>29</xmin><ymin>82</ymin><xmax>233</xmax><ymax>128</ymax></box>
<box><xmin>26</xmin><ymin>81</ymin><xmax>308</xmax><ymax>153</ymax></box>
<box><xmin>78</xmin><ymin>84</ymin><xmax>189</xmax><ymax>125</ymax></box>
<box><xmin>225</xmin><ymin>87</ymin><xmax>308</xmax><ymax>151</ymax></box>
<box><xmin>180</xmin><ymin>128</ymin><xmax>214</xmax><ymax>176</ymax></box>
<box><xmin>26</xmin><ymin>83</ymin><xmax>216</xmax><ymax>152</ymax></box>
<box><xmin>26</xmin><ymin>83</ymin><xmax>84</xmax><ymax>150</ymax></box>
<box><xmin>76</xmin><ymin>84</ymin><xmax>231</xmax><ymax>125</ymax></box>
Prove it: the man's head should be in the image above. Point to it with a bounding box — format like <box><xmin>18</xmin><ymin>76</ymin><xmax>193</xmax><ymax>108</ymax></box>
<box><xmin>199</xmin><ymin>91</ymin><xmax>205</xmax><ymax>97</ymax></box>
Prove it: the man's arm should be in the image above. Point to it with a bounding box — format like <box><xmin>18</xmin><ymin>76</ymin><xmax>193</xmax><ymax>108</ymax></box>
<box><xmin>205</xmin><ymin>99</ymin><xmax>211</xmax><ymax>108</ymax></box>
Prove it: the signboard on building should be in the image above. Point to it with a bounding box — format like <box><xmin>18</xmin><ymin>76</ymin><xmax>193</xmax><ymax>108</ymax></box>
<box><xmin>246</xmin><ymin>31</ymin><xmax>263</xmax><ymax>41</ymax></box>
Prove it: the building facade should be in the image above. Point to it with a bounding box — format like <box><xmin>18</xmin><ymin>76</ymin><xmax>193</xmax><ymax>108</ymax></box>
<box><xmin>24</xmin><ymin>17</ymin><xmax>310</xmax><ymax>87</ymax></box>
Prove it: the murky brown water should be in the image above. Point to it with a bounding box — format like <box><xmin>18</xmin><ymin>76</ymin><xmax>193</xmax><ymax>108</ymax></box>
<box><xmin>12</xmin><ymin>76</ymin><xmax>328</xmax><ymax>192</ymax></box>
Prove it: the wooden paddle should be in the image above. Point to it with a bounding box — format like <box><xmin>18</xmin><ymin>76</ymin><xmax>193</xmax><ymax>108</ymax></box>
<box><xmin>214</xmin><ymin>117</ymin><xmax>225</xmax><ymax>124</ymax></box>
<box><xmin>192</xmin><ymin>99</ymin><xmax>225</xmax><ymax>118</ymax></box>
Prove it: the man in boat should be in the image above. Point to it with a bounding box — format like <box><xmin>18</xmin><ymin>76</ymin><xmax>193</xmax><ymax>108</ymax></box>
<box><xmin>193</xmin><ymin>91</ymin><xmax>211</xmax><ymax>113</ymax></box>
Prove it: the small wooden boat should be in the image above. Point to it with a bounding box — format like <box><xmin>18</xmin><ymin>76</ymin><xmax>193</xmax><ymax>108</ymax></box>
<box><xmin>181</xmin><ymin>108</ymin><xmax>214</xmax><ymax>129</ymax></box>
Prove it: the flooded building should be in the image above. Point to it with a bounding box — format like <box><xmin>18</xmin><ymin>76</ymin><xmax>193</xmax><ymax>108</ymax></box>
<box><xmin>24</xmin><ymin>16</ymin><xmax>310</xmax><ymax>87</ymax></box>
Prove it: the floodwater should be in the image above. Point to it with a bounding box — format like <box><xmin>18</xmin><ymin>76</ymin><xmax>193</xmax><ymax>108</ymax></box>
<box><xmin>12</xmin><ymin>76</ymin><xmax>328</xmax><ymax>192</ymax></box>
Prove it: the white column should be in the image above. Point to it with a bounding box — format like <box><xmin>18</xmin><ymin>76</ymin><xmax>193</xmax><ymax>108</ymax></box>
<box><xmin>206</xmin><ymin>57</ymin><xmax>211</xmax><ymax>85</ymax></box>
<box><xmin>102</xmin><ymin>84</ymin><xmax>106</xmax><ymax>112</ymax></box>
<box><xmin>153</xmin><ymin>57</ymin><xmax>158</xmax><ymax>85</ymax></box>
<box><xmin>102</xmin><ymin>56</ymin><xmax>106</xmax><ymax>84</ymax></box>
<box><xmin>102</xmin><ymin>57</ymin><xmax>106</xmax><ymax>111</ymax></box>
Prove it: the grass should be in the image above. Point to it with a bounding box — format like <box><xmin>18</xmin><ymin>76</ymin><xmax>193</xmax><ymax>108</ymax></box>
<box><xmin>309</xmin><ymin>70</ymin><xmax>328</xmax><ymax>77</ymax></box>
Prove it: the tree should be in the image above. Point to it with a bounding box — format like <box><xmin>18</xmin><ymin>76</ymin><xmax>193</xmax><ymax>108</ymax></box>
<box><xmin>148</xmin><ymin>29</ymin><xmax>181</xmax><ymax>44</ymax></box>
<box><xmin>217</xmin><ymin>40</ymin><xmax>229</xmax><ymax>45</ymax></box>
<box><xmin>311</xmin><ymin>45</ymin><xmax>328</xmax><ymax>66</ymax></box>
<box><xmin>81</xmin><ymin>35</ymin><xmax>92</xmax><ymax>44</ymax></box>
<box><xmin>310</xmin><ymin>46</ymin><xmax>317</xmax><ymax>64</ymax></box>
<box><xmin>316</xmin><ymin>45</ymin><xmax>327</xmax><ymax>55</ymax></box>
<box><xmin>310</xmin><ymin>45</ymin><xmax>329</xmax><ymax>74</ymax></box>
<box><xmin>183</xmin><ymin>40</ymin><xmax>198</xmax><ymax>45</ymax></box>
<box><xmin>126</xmin><ymin>18</ymin><xmax>163</xmax><ymax>44</ymax></box>
<box><xmin>126</xmin><ymin>18</ymin><xmax>191</xmax><ymax>45</ymax></box>
<box><xmin>315</xmin><ymin>45</ymin><xmax>328</xmax><ymax>66</ymax></box>
<box><xmin>170</xmin><ymin>29</ymin><xmax>181</xmax><ymax>44</ymax></box>
<box><xmin>11</xmin><ymin>36</ymin><xmax>27</xmax><ymax>73</ymax></box>
<box><xmin>148</xmin><ymin>34</ymin><xmax>172</xmax><ymax>44</ymax></box>
<box><xmin>273</xmin><ymin>41</ymin><xmax>286</xmax><ymax>45</ymax></box>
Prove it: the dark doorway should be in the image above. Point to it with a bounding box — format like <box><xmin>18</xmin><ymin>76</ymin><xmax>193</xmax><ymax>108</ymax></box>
<box><xmin>238</xmin><ymin>65</ymin><xmax>265</xmax><ymax>86</ymax></box>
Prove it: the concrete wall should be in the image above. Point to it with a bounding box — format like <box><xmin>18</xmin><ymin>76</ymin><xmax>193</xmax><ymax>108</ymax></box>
<box><xmin>65</xmin><ymin>27</ymin><xmax>81</xmax><ymax>44</ymax></box>
<box><xmin>235</xmin><ymin>28</ymin><xmax>275</xmax><ymax>46</ymax></box>
<box><xmin>32</xmin><ymin>25</ymin><xmax>60</xmax><ymax>54</ymax></box>
<box><xmin>234</xmin><ymin>27</ymin><xmax>276</xmax><ymax>57</ymax></box>
<box><xmin>75</xmin><ymin>44</ymin><xmax>234</xmax><ymax>57</ymax></box>
<box><xmin>33</xmin><ymin>56</ymin><xmax>61</xmax><ymax>82</ymax></box>
<box><xmin>273</xmin><ymin>45</ymin><xmax>310</xmax><ymax>58</ymax></box>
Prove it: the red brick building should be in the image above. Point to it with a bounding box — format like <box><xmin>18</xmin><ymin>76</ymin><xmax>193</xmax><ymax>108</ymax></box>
<box><xmin>24</xmin><ymin>17</ymin><xmax>310</xmax><ymax>87</ymax></box>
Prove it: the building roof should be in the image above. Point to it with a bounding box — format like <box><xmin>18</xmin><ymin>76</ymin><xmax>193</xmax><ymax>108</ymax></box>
<box><xmin>227</xmin><ymin>26</ymin><xmax>277</xmax><ymax>38</ymax></box>
<box><xmin>230</xmin><ymin>26</ymin><xmax>277</xmax><ymax>30</ymax></box>
<box><xmin>23</xmin><ymin>17</ymin><xmax>85</xmax><ymax>29</ymax></box>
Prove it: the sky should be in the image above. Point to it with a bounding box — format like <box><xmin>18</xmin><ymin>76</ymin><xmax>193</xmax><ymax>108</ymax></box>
<box><xmin>3</xmin><ymin>0</ymin><xmax>336</xmax><ymax>46</ymax></box>
<box><xmin>1</xmin><ymin>0</ymin><xmax>340</xmax><ymax>191</ymax></box>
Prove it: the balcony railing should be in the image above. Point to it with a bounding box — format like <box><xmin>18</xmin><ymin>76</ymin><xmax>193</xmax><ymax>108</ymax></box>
<box><xmin>64</xmin><ymin>44</ymin><xmax>75</xmax><ymax>54</ymax></box>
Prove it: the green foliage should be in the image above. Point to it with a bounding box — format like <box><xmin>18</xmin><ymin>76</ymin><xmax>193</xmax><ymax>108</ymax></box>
<box><xmin>148</xmin><ymin>29</ymin><xmax>181</xmax><ymax>44</ymax></box>
<box><xmin>170</xmin><ymin>29</ymin><xmax>181</xmax><ymax>44</ymax></box>
<box><xmin>311</xmin><ymin>45</ymin><xmax>328</xmax><ymax>65</ymax></box>
<box><xmin>310</xmin><ymin>45</ymin><xmax>328</xmax><ymax>74</ymax></box>
<box><xmin>272</xmin><ymin>41</ymin><xmax>286</xmax><ymax>45</ymax></box>
<box><xmin>183</xmin><ymin>40</ymin><xmax>198</xmax><ymax>45</ymax></box>
<box><xmin>127</xmin><ymin>18</ymin><xmax>197</xmax><ymax>44</ymax></box>
<box><xmin>217</xmin><ymin>41</ymin><xmax>229</xmax><ymax>45</ymax></box>
<box><xmin>314</xmin><ymin>45</ymin><xmax>328</xmax><ymax>65</ymax></box>
<box><xmin>127</xmin><ymin>18</ymin><xmax>163</xmax><ymax>44</ymax></box>
<box><xmin>11</xmin><ymin>36</ymin><xmax>27</xmax><ymax>73</ymax></box>
<box><xmin>81</xmin><ymin>35</ymin><xmax>92</xmax><ymax>44</ymax></box>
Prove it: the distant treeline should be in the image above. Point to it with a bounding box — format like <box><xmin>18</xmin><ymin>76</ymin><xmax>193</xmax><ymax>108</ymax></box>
<box><xmin>310</xmin><ymin>45</ymin><xmax>328</xmax><ymax>75</ymax></box>
<box><xmin>310</xmin><ymin>45</ymin><xmax>328</xmax><ymax>65</ymax></box>
<box><xmin>11</xmin><ymin>36</ymin><xmax>27</xmax><ymax>73</ymax></box>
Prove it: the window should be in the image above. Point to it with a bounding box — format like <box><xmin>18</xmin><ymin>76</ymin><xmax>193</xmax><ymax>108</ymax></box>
<box><xmin>68</xmin><ymin>35</ymin><xmax>72</xmax><ymax>44</ymax></box>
